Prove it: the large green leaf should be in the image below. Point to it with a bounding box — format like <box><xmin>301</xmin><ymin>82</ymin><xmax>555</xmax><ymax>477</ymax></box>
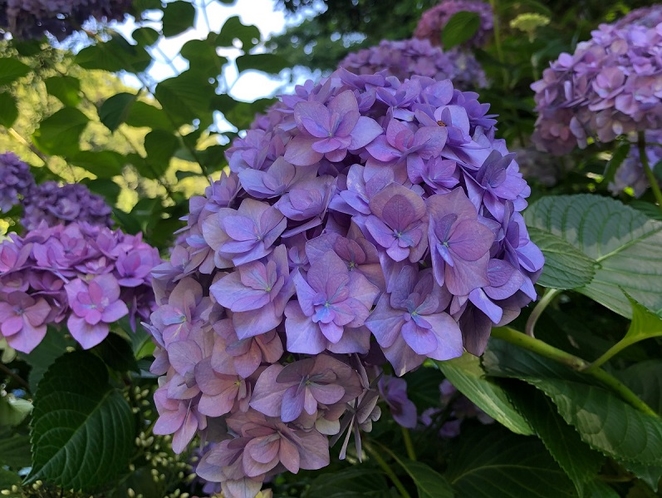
<box><xmin>75</xmin><ymin>34</ymin><xmax>151</xmax><ymax>73</ymax></box>
<box><xmin>99</xmin><ymin>92</ymin><xmax>137</xmax><ymax>132</ymax></box>
<box><xmin>524</xmin><ymin>194</ymin><xmax>662</xmax><ymax>316</ymax></box>
<box><xmin>0</xmin><ymin>92</ymin><xmax>18</xmax><ymax>128</ymax></box>
<box><xmin>0</xmin><ymin>395</ymin><xmax>32</xmax><ymax>427</ymax></box>
<box><xmin>446</xmin><ymin>426</ymin><xmax>576</xmax><ymax>498</ymax></box>
<box><xmin>527</xmin><ymin>227</ymin><xmax>595</xmax><ymax>290</ymax></box>
<box><xmin>161</xmin><ymin>1</ymin><xmax>196</xmax><ymax>37</ymax></box>
<box><xmin>217</xmin><ymin>15</ymin><xmax>261</xmax><ymax>49</ymax></box>
<box><xmin>154</xmin><ymin>70</ymin><xmax>215</xmax><ymax>126</ymax></box>
<box><xmin>18</xmin><ymin>328</ymin><xmax>74</xmax><ymax>392</ymax></box>
<box><xmin>435</xmin><ymin>354</ymin><xmax>533</xmax><ymax>435</ymax></box>
<box><xmin>44</xmin><ymin>76</ymin><xmax>81</xmax><ymax>107</ymax></box>
<box><xmin>181</xmin><ymin>36</ymin><xmax>228</xmax><ymax>78</ymax></box>
<box><xmin>236</xmin><ymin>53</ymin><xmax>289</xmax><ymax>75</ymax></box>
<box><xmin>0</xmin><ymin>430</ymin><xmax>31</xmax><ymax>468</ymax></box>
<box><xmin>484</xmin><ymin>338</ymin><xmax>662</xmax><ymax>466</ymax></box>
<box><xmin>124</xmin><ymin>101</ymin><xmax>175</xmax><ymax>132</ymax></box>
<box><xmin>28</xmin><ymin>351</ymin><xmax>134</xmax><ymax>490</ymax></box>
<box><xmin>304</xmin><ymin>466</ymin><xmax>391</xmax><ymax>497</ymax></box>
<box><xmin>507</xmin><ymin>384</ymin><xmax>604</xmax><ymax>496</ymax></box>
<box><xmin>143</xmin><ymin>130</ymin><xmax>179</xmax><ymax>178</ymax></box>
<box><xmin>441</xmin><ymin>12</ymin><xmax>480</xmax><ymax>49</ymax></box>
<box><xmin>619</xmin><ymin>360</ymin><xmax>662</xmax><ymax>416</ymax></box>
<box><xmin>0</xmin><ymin>58</ymin><xmax>30</xmax><ymax>86</ymax></box>
<box><xmin>69</xmin><ymin>150</ymin><xmax>125</xmax><ymax>178</ymax></box>
<box><xmin>388</xmin><ymin>453</ymin><xmax>454</xmax><ymax>498</ymax></box>
<box><xmin>32</xmin><ymin>107</ymin><xmax>89</xmax><ymax>157</ymax></box>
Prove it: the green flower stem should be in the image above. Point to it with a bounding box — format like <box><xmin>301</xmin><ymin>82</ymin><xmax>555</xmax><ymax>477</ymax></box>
<box><xmin>525</xmin><ymin>288</ymin><xmax>561</xmax><ymax>337</ymax></box>
<box><xmin>488</xmin><ymin>0</ymin><xmax>509</xmax><ymax>87</ymax></box>
<box><xmin>401</xmin><ymin>427</ymin><xmax>417</xmax><ymax>462</ymax></box>
<box><xmin>491</xmin><ymin>327</ymin><xmax>659</xmax><ymax>417</ymax></box>
<box><xmin>0</xmin><ymin>362</ymin><xmax>30</xmax><ymax>391</ymax></box>
<box><xmin>584</xmin><ymin>339</ymin><xmax>637</xmax><ymax>373</ymax></box>
<box><xmin>638</xmin><ymin>131</ymin><xmax>662</xmax><ymax>213</ymax></box>
<box><xmin>364</xmin><ymin>442</ymin><xmax>412</xmax><ymax>498</ymax></box>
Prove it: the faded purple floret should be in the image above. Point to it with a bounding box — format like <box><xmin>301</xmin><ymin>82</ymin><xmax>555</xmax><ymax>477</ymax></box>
<box><xmin>414</xmin><ymin>0</ymin><xmax>494</xmax><ymax>49</ymax></box>
<box><xmin>148</xmin><ymin>67</ymin><xmax>542</xmax><ymax>498</ymax></box>
<box><xmin>0</xmin><ymin>153</ymin><xmax>35</xmax><ymax>213</ymax></box>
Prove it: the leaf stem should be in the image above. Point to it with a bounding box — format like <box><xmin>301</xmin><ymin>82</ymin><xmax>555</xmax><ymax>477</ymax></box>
<box><xmin>638</xmin><ymin>131</ymin><xmax>662</xmax><ymax>213</ymax></box>
<box><xmin>401</xmin><ymin>427</ymin><xmax>417</xmax><ymax>462</ymax></box>
<box><xmin>364</xmin><ymin>442</ymin><xmax>412</xmax><ymax>498</ymax></box>
<box><xmin>491</xmin><ymin>327</ymin><xmax>659</xmax><ymax>417</ymax></box>
<box><xmin>0</xmin><ymin>362</ymin><xmax>31</xmax><ymax>392</ymax></box>
<box><xmin>488</xmin><ymin>0</ymin><xmax>509</xmax><ymax>88</ymax></box>
<box><xmin>525</xmin><ymin>288</ymin><xmax>561</xmax><ymax>337</ymax></box>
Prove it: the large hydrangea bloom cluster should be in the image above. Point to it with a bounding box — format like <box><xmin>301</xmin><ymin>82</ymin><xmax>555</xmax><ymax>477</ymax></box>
<box><xmin>531</xmin><ymin>5</ymin><xmax>662</xmax><ymax>156</ymax></box>
<box><xmin>414</xmin><ymin>0</ymin><xmax>494</xmax><ymax>49</ymax></box>
<box><xmin>148</xmin><ymin>68</ymin><xmax>542</xmax><ymax>498</ymax></box>
<box><xmin>339</xmin><ymin>38</ymin><xmax>487</xmax><ymax>90</ymax></box>
<box><xmin>22</xmin><ymin>180</ymin><xmax>113</xmax><ymax>230</ymax></box>
<box><xmin>0</xmin><ymin>153</ymin><xmax>35</xmax><ymax>214</ymax></box>
<box><xmin>0</xmin><ymin>222</ymin><xmax>160</xmax><ymax>353</ymax></box>
<box><xmin>0</xmin><ymin>0</ymin><xmax>132</xmax><ymax>40</ymax></box>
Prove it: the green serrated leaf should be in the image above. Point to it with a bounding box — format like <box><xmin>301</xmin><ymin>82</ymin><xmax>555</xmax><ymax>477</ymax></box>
<box><xmin>630</xmin><ymin>200</ymin><xmax>662</xmax><ymax>222</ymax></box>
<box><xmin>619</xmin><ymin>360</ymin><xmax>662</xmax><ymax>416</ymax></box>
<box><xmin>441</xmin><ymin>11</ymin><xmax>481</xmax><ymax>49</ymax></box>
<box><xmin>217</xmin><ymin>15</ymin><xmax>261</xmax><ymax>49</ymax></box>
<box><xmin>75</xmin><ymin>34</ymin><xmax>151</xmax><ymax>73</ymax></box>
<box><xmin>403</xmin><ymin>364</ymin><xmax>444</xmax><ymax>408</ymax></box>
<box><xmin>621</xmin><ymin>460</ymin><xmax>662</xmax><ymax>492</ymax></box>
<box><xmin>388</xmin><ymin>453</ymin><xmax>454</xmax><ymax>498</ymax></box>
<box><xmin>180</xmin><ymin>37</ymin><xmax>228</xmax><ymax>77</ymax></box>
<box><xmin>527</xmin><ymin>227</ymin><xmax>596</xmax><ymax>290</ymax></box>
<box><xmin>18</xmin><ymin>329</ymin><xmax>74</xmax><ymax>392</ymax></box>
<box><xmin>236</xmin><ymin>53</ymin><xmax>289</xmax><ymax>75</ymax></box>
<box><xmin>583</xmin><ymin>479</ymin><xmax>619</xmax><ymax>498</ymax></box>
<box><xmin>33</xmin><ymin>107</ymin><xmax>89</xmax><ymax>157</ymax></box>
<box><xmin>507</xmin><ymin>384</ymin><xmax>604</xmax><ymax>496</ymax></box>
<box><xmin>154</xmin><ymin>70</ymin><xmax>215</xmax><ymax>127</ymax></box>
<box><xmin>124</xmin><ymin>101</ymin><xmax>174</xmax><ymax>132</ymax></box>
<box><xmin>484</xmin><ymin>338</ymin><xmax>662</xmax><ymax>466</ymax></box>
<box><xmin>44</xmin><ymin>76</ymin><xmax>81</xmax><ymax>107</ymax></box>
<box><xmin>524</xmin><ymin>194</ymin><xmax>662</xmax><ymax>317</ymax></box>
<box><xmin>28</xmin><ymin>351</ymin><xmax>134</xmax><ymax>490</ymax></box>
<box><xmin>0</xmin><ymin>92</ymin><xmax>18</xmax><ymax>127</ymax></box>
<box><xmin>91</xmin><ymin>333</ymin><xmax>139</xmax><ymax>373</ymax></box>
<box><xmin>144</xmin><ymin>129</ymin><xmax>178</xmax><ymax>178</ymax></box>
<box><xmin>162</xmin><ymin>1</ymin><xmax>196</xmax><ymax>37</ymax></box>
<box><xmin>68</xmin><ymin>150</ymin><xmax>125</xmax><ymax>178</ymax></box>
<box><xmin>435</xmin><ymin>354</ymin><xmax>533</xmax><ymax>435</ymax></box>
<box><xmin>0</xmin><ymin>58</ymin><xmax>30</xmax><ymax>86</ymax></box>
<box><xmin>99</xmin><ymin>92</ymin><xmax>137</xmax><ymax>132</ymax></box>
<box><xmin>446</xmin><ymin>425</ymin><xmax>576</xmax><ymax>498</ymax></box>
<box><xmin>304</xmin><ymin>466</ymin><xmax>389</xmax><ymax>497</ymax></box>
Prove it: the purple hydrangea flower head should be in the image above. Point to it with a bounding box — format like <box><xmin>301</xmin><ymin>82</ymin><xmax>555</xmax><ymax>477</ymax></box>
<box><xmin>1</xmin><ymin>0</ymin><xmax>133</xmax><ymax>40</ymax></box>
<box><xmin>22</xmin><ymin>181</ymin><xmax>113</xmax><ymax>230</ymax></box>
<box><xmin>532</xmin><ymin>5</ymin><xmax>662</xmax><ymax>156</ymax></box>
<box><xmin>339</xmin><ymin>38</ymin><xmax>487</xmax><ymax>90</ymax></box>
<box><xmin>0</xmin><ymin>153</ymin><xmax>35</xmax><ymax>213</ymax></box>
<box><xmin>148</xmin><ymin>68</ymin><xmax>542</xmax><ymax>498</ymax></box>
<box><xmin>414</xmin><ymin>0</ymin><xmax>494</xmax><ymax>49</ymax></box>
<box><xmin>378</xmin><ymin>375</ymin><xmax>417</xmax><ymax>428</ymax></box>
<box><xmin>0</xmin><ymin>222</ymin><xmax>159</xmax><ymax>353</ymax></box>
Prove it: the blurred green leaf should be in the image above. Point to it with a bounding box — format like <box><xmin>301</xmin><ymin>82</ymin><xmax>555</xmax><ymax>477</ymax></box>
<box><xmin>0</xmin><ymin>395</ymin><xmax>32</xmax><ymax>427</ymax></box>
<box><xmin>162</xmin><ymin>1</ymin><xmax>196</xmax><ymax>37</ymax></box>
<box><xmin>125</xmin><ymin>101</ymin><xmax>175</xmax><ymax>131</ymax></box>
<box><xmin>0</xmin><ymin>58</ymin><xmax>30</xmax><ymax>86</ymax></box>
<box><xmin>304</xmin><ymin>466</ymin><xmax>390</xmax><ymax>497</ymax></box>
<box><xmin>602</xmin><ymin>141</ymin><xmax>631</xmax><ymax>186</ymax></box>
<box><xmin>154</xmin><ymin>70</ymin><xmax>215</xmax><ymax>126</ymax></box>
<box><xmin>143</xmin><ymin>129</ymin><xmax>179</xmax><ymax>178</ymax></box>
<box><xmin>181</xmin><ymin>37</ymin><xmax>228</xmax><ymax>77</ymax></box>
<box><xmin>91</xmin><ymin>333</ymin><xmax>138</xmax><ymax>373</ymax></box>
<box><xmin>525</xmin><ymin>194</ymin><xmax>662</xmax><ymax>317</ymax></box>
<box><xmin>619</xmin><ymin>361</ymin><xmax>662</xmax><ymax>416</ymax></box>
<box><xmin>436</xmin><ymin>354</ymin><xmax>533</xmax><ymax>436</ymax></box>
<box><xmin>76</xmin><ymin>34</ymin><xmax>151</xmax><ymax>73</ymax></box>
<box><xmin>217</xmin><ymin>15</ymin><xmax>261</xmax><ymax>49</ymax></box>
<box><xmin>0</xmin><ymin>468</ymin><xmax>22</xmax><ymax>497</ymax></box>
<box><xmin>99</xmin><ymin>92</ymin><xmax>137</xmax><ymax>132</ymax></box>
<box><xmin>0</xmin><ymin>92</ymin><xmax>18</xmax><ymax>128</ymax></box>
<box><xmin>527</xmin><ymin>227</ymin><xmax>596</xmax><ymax>290</ymax></box>
<box><xmin>68</xmin><ymin>150</ymin><xmax>125</xmax><ymax>178</ymax></box>
<box><xmin>621</xmin><ymin>461</ymin><xmax>662</xmax><ymax>492</ymax></box>
<box><xmin>236</xmin><ymin>53</ymin><xmax>289</xmax><ymax>75</ymax></box>
<box><xmin>132</xmin><ymin>27</ymin><xmax>160</xmax><ymax>46</ymax></box>
<box><xmin>387</xmin><ymin>452</ymin><xmax>454</xmax><ymax>498</ymax></box>
<box><xmin>28</xmin><ymin>351</ymin><xmax>134</xmax><ymax>489</ymax></box>
<box><xmin>44</xmin><ymin>76</ymin><xmax>81</xmax><ymax>107</ymax></box>
<box><xmin>0</xmin><ymin>430</ymin><xmax>31</xmax><ymax>468</ymax></box>
<box><xmin>82</xmin><ymin>178</ymin><xmax>121</xmax><ymax>204</ymax></box>
<box><xmin>441</xmin><ymin>11</ymin><xmax>480</xmax><ymax>49</ymax></box>
<box><xmin>18</xmin><ymin>329</ymin><xmax>73</xmax><ymax>392</ymax></box>
<box><xmin>32</xmin><ymin>107</ymin><xmax>89</xmax><ymax>157</ymax></box>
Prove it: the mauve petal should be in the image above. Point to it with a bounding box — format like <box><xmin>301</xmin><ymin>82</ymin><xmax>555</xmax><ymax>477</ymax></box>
<box><xmin>425</xmin><ymin>312</ymin><xmax>464</xmax><ymax>361</ymax></box>
<box><xmin>294</xmin><ymin>100</ymin><xmax>331</xmax><ymax>137</ymax></box>
<box><xmin>6</xmin><ymin>321</ymin><xmax>47</xmax><ymax>353</ymax></box>
<box><xmin>153</xmin><ymin>406</ymin><xmax>184</xmax><ymax>435</ymax></box>
<box><xmin>349</xmin><ymin>116</ymin><xmax>384</xmax><ymax>150</ymax></box>
<box><xmin>67</xmin><ymin>315</ymin><xmax>108</xmax><ymax>349</ymax></box>
<box><xmin>168</xmin><ymin>340</ymin><xmax>201</xmax><ymax>375</ymax></box>
<box><xmin>445</xmin><ymin>253</ymin><xmax>491</xmax><ymax>296</ymax></box>
<box><xmin>172</xmin><ymin>410</ymin><xmax>199</xmax><ymax>454</ymax></box>
<box><xmin>296</xmin><ymin>428</ymin><xmax>330</xmax><ymax>470</ymax></box>
<box><xmin>243</xmin><ymin>440</ymin><xmax>279</xmax><ymax>477</ymax></box>
<box><xmin>250</xmin><ymin>364</ymin><xmax>287</xmax><ymax>417</ymax></box>
<box><xmin>25</xmin><ymin>298</ymin><xmax>51</xmax><ymax>326</ymax></box>
<box><xmin>211</xmin><ymin>272</ymin><xmax>268</xmax><ymax>312</ymax></box>
<box><xmin>469</xmin><ymin>288</ymin><xmax>503</xmax><ymax>323</ymax></box>
<box><xmin>449</xmin><ymin>220</ymin><xmax>494</xmax><ymax>261</ymax></box>
<box><xmin>401</xmin><ymin>320</ymin><xmax>437</xmax><ymax>355</ymax></box>
<box><xmin>278</xmin><ymin>436</ymin><xmax>301</xmax><ymax>474</ymax></box>
<box><xmin>284</xmin><ymin>302</ymin><xmax>326</xmax><ymax>354</ymax></box>
<box><xmin>365</xmin><ymin>136</ymin><xmax>400</xmax><ymax>162</ymax></box>
<box><xmin>251</xmin><ymin>437</ymin><xmax>280</xmax><ymax>465</ymax></box>
<box><xmin>281</xmin><ymin>385</ymin><xmax>305</xmax><ymax>422</ymax></box>
<box><xmin>100</xmin><ymin>299</ymin><xmax>129</xmax><ymax>323</ymax></box>
<box><xmin>2</xmin><ymin>315</ymin><xmax>23</xmax><ymax>336</ymax></box>
<box><xmin>365</xmin><ymin>296</ymin><xmax>404</xmax><ymax>348</ymax></box>
<box><xmin>310</xmin><ymin>382</ymin><xmax>345</xmax><ymax>405</ymax></box>
<box><xmin>284</xmin><ymin>135</ymin><xmax>324</xmax><ymax>166</ymax></box>
<box><xmin>94</xmin><ymin>273</ymin><xmax>121</xmax><ymax>302</ymax></box>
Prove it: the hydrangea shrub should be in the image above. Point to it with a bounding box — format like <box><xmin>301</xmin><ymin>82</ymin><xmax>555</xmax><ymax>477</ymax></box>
<box><xmin>148</xmin><ymin>68</ymin><xmax>543</xmax><ymax>498</ymax></box>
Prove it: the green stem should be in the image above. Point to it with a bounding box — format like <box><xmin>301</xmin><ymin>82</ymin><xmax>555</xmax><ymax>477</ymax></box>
<box><xmin>584</xmin><ymin>340</ymin><xmax>634</xmax><ymax>373</ymax></box>
<box><xmin>525</xmin><ymin>288</ymin><xmax>561</xmax><ymax>337</ymax></box>
<box><xmin>0</xmin><ymin>362</ymin><xmax>30</xmax><ymax>392</ymax></box>
<box><xmin>364</xmin><ymin>443</ymin><xmax>412</xmax><ymax>498</ymax></box>
<box><xmin>401</xmin><ymin>427</ymin><xmax>416</xmax><ymax>462</ymax></box>
<box><xmin>492</xmin><ymin>327</ymin><xmax>659</xmax><ymax>417</ymax></box>
<box><xmin>488</xmin><ymin>0</ymin><xmax>509</xmax><ymax>87</ymax></box>
<box><xmin>638</xmin><ymin>131</ymin><xmax>662</xmax><ymax>213</ymax></box>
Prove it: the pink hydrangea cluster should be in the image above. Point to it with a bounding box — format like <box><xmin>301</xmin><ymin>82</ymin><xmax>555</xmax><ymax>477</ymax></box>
<box><xmin>0</xmin><ymin>222</ymin><xmax>160</xmax><ymax>353</ymax></box>
<box><xmin>0</xmin><ymin>152</ymin><xmax>35</xmax><ymax>214</ymax></box>
<box><xmin>1</xmin><ymin>0</ymin><xmax>133</xmax><ymax>40</ymax></box>
<box><xmin>531</xmin><ymin>5</ymin><xmax>662</xmax><ymax>156</ymax></box>
<box><xmin>22</xmin><ymin>180</ymin><xmax>113</xmax><ymax>230</ymax></box>
<box><xmin>339</xmin><ymin>38</ymin><xmax>487</xmax><ymax>90</ymax></box>
<box><xmin>148</xmin><ymin>68</ymin><xmax>543</xmax><ymax>498</ymax></box>
<box><xmin>414</xmin><ymin>0</ymin><xmax>494</xmax><ymax>49</ymax></box>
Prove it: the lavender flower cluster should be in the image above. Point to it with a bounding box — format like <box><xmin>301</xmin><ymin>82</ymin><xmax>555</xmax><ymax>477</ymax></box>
<box><xmin>22</xmin><ymin>180</ymin><xmax>113</xmax><ymax>230</ymax></box>
<box><xmin>0</xmin><ymin>152</ymin><xmax>35</xmax><ymax>214</ymax></box>
<box><xmin>339</xmin><ymin>38</ymin><xmax>487</xmax><ymax>90</ymax></box>
<box><xmin>148</xmin><ymin>68</ymin><xmax>543</xmax><ymax>498</ymax></box>
<box><xmin>531</xmin><ymin>5</ymin><xmax>662</xmax><ymax>156</ymax></box>
<box><xmin>414</xmin><ymin>0</ymin><xmax>494</xmax><ymax>49</ymax></box>
<box><xmin>0</xmin><ymin>222</ymin><xmax>160</xmax><ymax>353</ymax></box>
<box><xmin>1</xmin><ymin>0</ymin><xmax>132</xmax><ymax>40</ymax></box>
